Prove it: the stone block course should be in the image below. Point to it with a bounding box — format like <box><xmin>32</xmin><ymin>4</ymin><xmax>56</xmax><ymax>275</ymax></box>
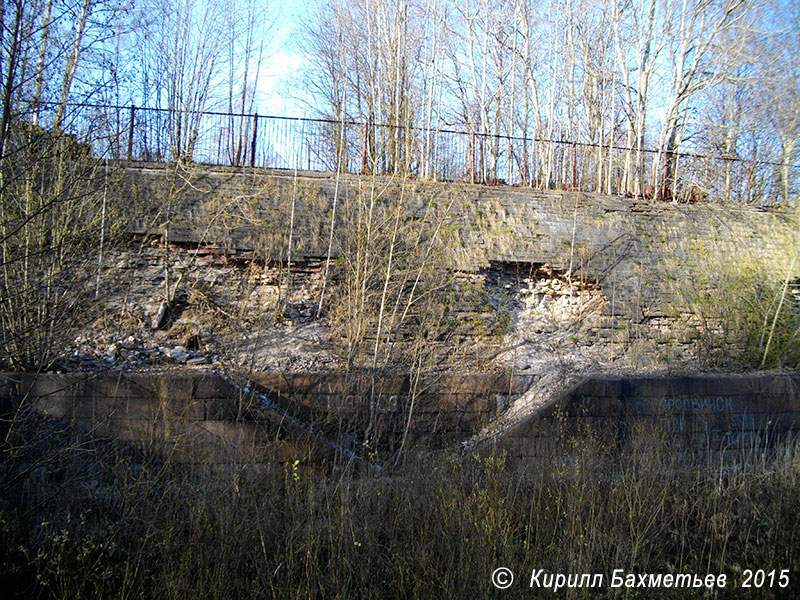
<box><xmin>5</xmin><ymin>370</ymin><xmax>800</xmax><ymax>463</ymax></box>
<box><xmin>499</xmin><ymin>373</ymin><xmax>800</xmax><ymax>460</ymax></box>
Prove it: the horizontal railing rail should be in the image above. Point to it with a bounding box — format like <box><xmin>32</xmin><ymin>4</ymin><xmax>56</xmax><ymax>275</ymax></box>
<box><xmin>12</xmin><ymin>101</ymin><xmax>799</xmax><ymax>204</ymax></box>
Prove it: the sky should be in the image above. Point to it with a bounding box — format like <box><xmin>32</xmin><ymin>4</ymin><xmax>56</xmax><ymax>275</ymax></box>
<box><xmin>257</xmin><ymin>2</ymin><xmax>310</xmax><ymax>118</ymax></box>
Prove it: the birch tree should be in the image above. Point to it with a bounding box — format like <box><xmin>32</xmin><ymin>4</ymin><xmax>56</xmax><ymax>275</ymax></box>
<box><xmin>0</xmin><ymin>0</ymin><xmax>109</xmax><ymax>368</ymax></box>
<box><xmin>763</xmin><ymin>0</ymin><xmax>800</xmax><ymax>204</ymax></box>
<box><xmin>655</xmin><ymin>0</ymin><xmax>747</xmax><ymax>199</ymax></box>
<box><xmin>224</xmin><ymin>0</ymin><xmax>269</xmax><ymax>165</ymax></box>
<box><xmin>135</xmin><ymin>0</ymin><xmax>228</xmax><ymax>161</ymax></box>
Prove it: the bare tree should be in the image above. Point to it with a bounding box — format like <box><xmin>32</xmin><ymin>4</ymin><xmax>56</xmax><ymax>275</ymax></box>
<box><xmin>654</xmin><ymin>0</ymin><xmax>747</xmax><ymax>200</ymax></box>
<box><xmin>762</xmin><ymin>1</ymin><xmax>800</xmax><ymax>204</ymax></box>
<box><xmin>300</xmin><ymin>0</ymin><xmax>424</xmax><ymax>175</ymax></box>
<box><xmin>135</xmin><ymin>0</ymin><xmax>228</xmax><ymax>161</ymax></box>
<box><xmin>224</xmin><ymin>0</ymin><xmax>269</xmax><ymax>165</ymax></box>
<box><xmin>0</xmin><ymin>0</ymin><xmax>111</xmax><ymax>369</ymax></box>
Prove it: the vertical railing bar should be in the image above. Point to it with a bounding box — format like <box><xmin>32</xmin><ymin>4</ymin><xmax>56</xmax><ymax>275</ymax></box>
<box><xmin>251</xmin><ymin>113</ymin><xmax>258</xmax><ymax>168</ymax></box>
<box><xmin>127</xmin><ymin>105</ymin><xmax>135</xmax><ymax>160</ymax></box>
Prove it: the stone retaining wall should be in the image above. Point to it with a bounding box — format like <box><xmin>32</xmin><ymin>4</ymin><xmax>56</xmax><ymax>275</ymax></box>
<box><xmin>120</xmin><ymin>163</ymin><xmax>798</xmax><ymax>322</ymax></box>
<box><xmin>499</xmin><ymin>374</ymin><xmax>800</xmax><ymax>460</ymax></box>
<box><xmin>0</xmin><ymin>370</ymin><xmax>528</xmax><ymax>461</ymax></box>
<box><xmin>116</xmin><ymin>163</ymin><xmax>799</xmax><ymax>366</ymax></box>
<box><xmin>2</xmin><ymin>372</ymin><xmax>293</xmax><ymax>463</ymax></box>
<box><xmin>5</xmin><ymin>371</ymin><xmax>799</xmax><ymax>464</ymax></box>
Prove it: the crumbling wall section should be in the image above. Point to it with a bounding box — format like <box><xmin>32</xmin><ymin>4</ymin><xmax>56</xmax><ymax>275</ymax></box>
<box><xmin>115</xmin><ymin>163</ymin><xmax>799</xmax><ymax>368</ymax></box>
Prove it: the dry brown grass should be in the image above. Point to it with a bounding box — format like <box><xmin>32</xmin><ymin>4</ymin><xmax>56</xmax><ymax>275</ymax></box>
<box><xmin>2</xmin><ymin>405</ymin><xmax>799</xmax><ymax>599</ymax></box>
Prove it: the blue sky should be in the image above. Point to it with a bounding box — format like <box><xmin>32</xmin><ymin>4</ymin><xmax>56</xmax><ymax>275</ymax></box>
<box><xmin>258</xmin><ymin>2</ymin><xmax>309</xmax><ymax>117</ymax></box>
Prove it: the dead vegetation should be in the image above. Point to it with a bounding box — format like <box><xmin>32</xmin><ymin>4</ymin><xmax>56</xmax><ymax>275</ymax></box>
<box><xmin>2</xmin><ymin>404</ymin><xmax>800</xmax><ymax>599</ymax></box>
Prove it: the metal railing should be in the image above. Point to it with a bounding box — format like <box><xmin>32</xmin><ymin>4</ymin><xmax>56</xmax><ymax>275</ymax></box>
<box><xmin>24</xmin><ymin>101</ymin><xmax>799</xmax><ymax>203</ymax></box>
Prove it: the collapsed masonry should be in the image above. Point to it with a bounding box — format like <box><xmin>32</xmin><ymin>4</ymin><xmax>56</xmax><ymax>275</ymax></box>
<box><xmin>92</xmin><ymin>162</ymin><xmax>799</xmax><ymax>372</ymax></box>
